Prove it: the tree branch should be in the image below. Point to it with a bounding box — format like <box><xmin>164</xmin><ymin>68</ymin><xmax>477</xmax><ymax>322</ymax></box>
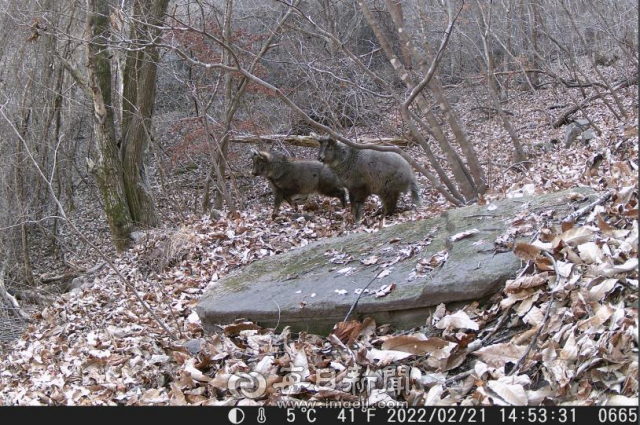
<box><xmin>55</xmin><ymin>53</ymin><xmax>92</xmax><ymax>99</ymax></box>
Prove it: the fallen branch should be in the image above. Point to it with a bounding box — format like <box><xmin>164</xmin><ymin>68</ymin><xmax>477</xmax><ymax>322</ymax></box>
<box><xmin>445</xmin><ymin>369</ymin><xmax>474</xmax><ymax>385</ymax></box>
<box><xmin>471</xmin><ymin>106</ymin><xmax>515</xmax><ymax>117</ymax></box>
<box><xmin>40</xmin><ymin>271</ymin><xmax>80</xmax><ymax>284</ymax></box>
<box><xmin>39</xmin><ymin>261</ymin><xmax>106</xmax><ymax>284</ymax></box>
<box><xmin>343</xmin><ymin>274</ymin><xmax>378</xmax><ymax>322</ymax></box>
<box><xmin>562</xmin><ymin>191</ymin><xmax>613</xmax><ymax>225</ymax></box>
<box><xmin>87</xmin><ymin>261</ymin><xmax>107</xmax><ymax>274</ymax></box>
<box><xmin>502</xmin><ymin>161</ymin><xmax>533</xmax><ymax>175</ymax></box>
<box><xmin>8</xmin><ymin>288</ymin><xmax>56</xmax><ymax>306</ymax></box>
<box><xmin>481</xmin><ymin>309</ymin><xmax>511</xmax><ymax>345</ymax></box>
<box><xmin>552</xmin><ymin>77</ymin><xmax>636</xmax><ymax>128</ymax></box>
<box><xmin>0</xmin><ymin>269</ymin><xmax>31</xmax><ymax>322</ymax></box>
<box><xmin>228</xmin><ymin>134</ymin><xmax>411</xmax><ymax>148</ymax></box>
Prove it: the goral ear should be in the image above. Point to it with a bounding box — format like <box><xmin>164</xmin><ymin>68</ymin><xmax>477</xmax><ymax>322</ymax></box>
<box><xmin>318</xmin><ymin>135</ymin><xmax>335</xmax><ymax>145</ymax></box>
<box><xmin>251</xmin><ymin>149</ymin><xmax>270</xmax><ymax>161</ymax></box>
<box><xmin>258</xmin><ymin>151</ymin><xmax>271</xmax><ymax>160</ymax></box>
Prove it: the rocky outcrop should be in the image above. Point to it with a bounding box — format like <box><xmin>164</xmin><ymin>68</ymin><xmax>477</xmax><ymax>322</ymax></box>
<box><xmin>198</xmin><ymin>188</ymin><xmax>597</xmax><ymax>333</ymax></box>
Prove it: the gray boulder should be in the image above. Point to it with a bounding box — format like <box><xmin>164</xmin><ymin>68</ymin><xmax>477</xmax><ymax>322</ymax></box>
<box><xmin>197</xmin><ymin>188</ymin><xmax>596</xmax><ymax>333</ymax></box>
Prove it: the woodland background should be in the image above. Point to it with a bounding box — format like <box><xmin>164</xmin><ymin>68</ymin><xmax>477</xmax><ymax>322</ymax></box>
<box><xmin>0</xmin><ymin>0</ymin><xmax>637</xmax><ymax>406</ymax></box>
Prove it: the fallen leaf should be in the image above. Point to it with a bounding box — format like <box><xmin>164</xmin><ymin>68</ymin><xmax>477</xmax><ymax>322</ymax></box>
<box><xmin>435</xmin><ymin>310</ymin><xmax>479</xmax><ymax>330</ymax></box>
<box><xmin>606</xmin><ymin>395</ymin><xmax>639</xmax><ymax>406</ymax></box>
<box><xmin>553</xmin><ymin>227</ymin><xmax>594</xmax><ymax>248</ymax></box>
<box><xmin>505</xmin><ymin>273</ymin><xmax>548</xmax><ymax>293</ymax></box>
<box><xmin>360</xmin><ymin>255</ymin><xmax>379</xmax><ymax>265</ymax></box>
<box><xmin>474</xmin><ymin>343</ymin><xmax>527</xmax><ymax>368</ymax></box>
<box><xmin>487</xmin><ymin>380</ymin><xmax>528</xmax><ymax>405</ymax></box>
<box><xmin>376</xmin><ymin>269</ymin><xmax>391</xmax><ymax>279</ymax></box>
<box><xmin>331</xmin><ymin>320</ymin><xmax>364</xmax><ymax>345</ymax></box>
<box><xmin>381</xmin><ymin>335</ymin><xmax>448</xmax><ymax>355</ymax></box>
<box><xmin>451</xmin><ymin>229</ymin><xmax>479</xmax><ymax>242</ymax></box>
<box><xmin>223</xmin><ymin>322</ymin><xmax>261</xmax><ymax>335</ymax></box>
<box><xmin>184</xmin><ymin>359</ymin><xmax>211</xmax><ymax>383</ymax></box>
<box><xmin>140</xmin><ymin>388</ymin><xmax>169</xmax><ymax>405</ymax></box>
<box><xmin>514</xmin><ymin>243</ymin><xmax>543</xmax><ymax>261</ymax></box>
<box><xmin>424</xmin><ymin>384</ymin><xmax>444</xmax><ymax>405</ymax></box>
<box><xmin>587</xmin><ymin>279</ymin><xmax>618</xmax><ymax>302</ymax></box>
<box><xmin>336</xmin><ymin>266</ymin><xmax>355</xmax><ymax>276</ymax></box>
<box><xmin>375</xmin><ymin>283</ymin><xmax>395</xmax><ymax>297</ymax></box>
<box><xmin>577</xmin><ymin>304</ymin><xmax>615</xmax><ymax>331</ymax></box>
<box><xmin>365</xmin><ymin>348</ymin><xmax>413</xmax><ymax>365</ymax></box>
<box><xmin>577</xmin><ymin>242</ymin><xmax>606</xmax><ymax>264</ymax></box>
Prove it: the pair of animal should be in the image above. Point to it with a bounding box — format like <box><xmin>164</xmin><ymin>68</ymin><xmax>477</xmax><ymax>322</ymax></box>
<box><xmin>251</xmin><ymin>136</ymin><xmax>421</xmax><ymax>221</ymax></box>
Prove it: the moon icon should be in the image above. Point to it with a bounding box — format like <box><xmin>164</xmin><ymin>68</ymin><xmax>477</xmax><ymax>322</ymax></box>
<box><xmin>228</xmin><ymin>407</ymin><xmax>245</xmax><ymax>424</ymax></box>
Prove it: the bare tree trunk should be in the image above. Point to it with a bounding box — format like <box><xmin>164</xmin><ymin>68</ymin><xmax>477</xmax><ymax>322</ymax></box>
<box><xmin>86</xmin><ymin>0</ymin><xmax>133</xmax><ymax>251</ymax></box>
<box><xmin>202</xmin><ymin>0</ymin><xmax>298</xmax><ymax>213</ymax></box>
<box><xmin>364</xmin><ymin>0</ymin><xmax>482</xmax><ymax>199</ymax></box>
<box><xmin>121</xmin><ymin>0</ymin><xmax>169</xmax><ymax>227</ymax></box>
<box><xmin>13</xmin><ymin>72</ymin><xmax>37</xmax><ymax>287</ymax></box>
<box><xmin>559</xmin><ymin>0</ymin><xmax>628</xmax><ymax>119</ymax></box>
<box><xmin>389</xmin><ymin>0</ymin><xmax>413</xmax><ymax>70</ymax></box>
<box><xmin>477</xmin><ymin>0</ymin><xmax>527</xmax><ymax>164</ymax></box>
<box><xmin>48</xmin><ymin>4</ymin><xmax>76</xmax><ymax>253</ymax></box>
<box><xmin>529</xmin><ymin>0</ymin><xmax>541</xmax><ymax>88</ymax></box>
<box><xmin>213</xmin><ymin>0</ymin><xmax>235</xmax><ymax>211</ymax></box>
<box><xmin>16</xmin><ymin>115</ymin><xmax>35</xmax><ymax>287</ymax></box>
<box><xmin>403</xmin><ymin>1</ymin><xmax>485</xmax><ymax>192</ymax></box>
<box><xmin>50</xmin><ymin>66</ymin><xmax>66</xmax><ymax>257</ymax></box>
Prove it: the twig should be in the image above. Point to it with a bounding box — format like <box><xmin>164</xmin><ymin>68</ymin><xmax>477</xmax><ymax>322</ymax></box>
<box><xmin>0</xmin><ymin>269</ymin><xmax>31</xmax><ymax>322</ymax></box>
<box><xmin>39</xmin><ymin>271</ymin><xmax>80</xmax><ymax>283</ymax></box>
<box><xmin>6</xmin><ymin>288</ymin><xmax>56</xmax><ymax>305</ymax></box>
<box><xmin>562</xmin><ymin>191</ymin><xmax>613</xmax><ymax>225</ymax></box>
<box><xmin>87</xmin><ymin>262</ymin><xmax>107</xmax><ymax>274</ymax></box>
<box><xmin>343</xmin><ymin>274</ymin><xmax>379</xmax><ymax>322</ymax></box>
<box><xmin>471</xmin><ymin>106</ymin><xmax>515</xmax><ymax>116</ymax></box>
<box><xmin>272</xmin><ymin>298</ymin><xmax>282</xmax><ymax>333</ymax></box>
<box><xmin>508</xmin><ymin>287</ymin><xmax>553</xmax><ymax>377</ymax></box>
<box><xmin>0</xmin><ymin>105</ymin><xmax>178</xmax><ymax>341</ymax></box>
<box><xmin>508</xmin><ymin>252</ymin><xmax>559</xmax><ymax>376</ymax></box>
<box><xmin>445</xmin><ymin>369</ymin><xmax>474</xmax><ymax>385</ymax></box>
<box><xmin>329</xmin><ymin>333</ymin><xmax>357</xmax><ymax>361</ymax></box>
<box><xmin>502</xmin><ymin>161</ymin><xmax>533</xmax><ymax>175</ymax></box>
<box><xmin>164</xmin><ymin>291</ymin><xmax>184</xmax><ymax>340</ymax></box>
<box><xmin>481</xmin><ymin>309</ymin><xmax>510</xmax><ymax>344</ymax></box>
<box><xmin>39</xmin><ymin>261</ymin><xmax>105</xmax><ymax>285</ymax></box>
<box><xmin>552</xmin><ymin>77</ymin><xmax>635</xmax><ymax>127</ymax></box>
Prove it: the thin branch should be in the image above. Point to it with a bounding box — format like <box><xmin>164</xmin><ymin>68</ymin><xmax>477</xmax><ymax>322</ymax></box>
<box><xmin>403</xmin><ymin>1</ymin><xmax>463</xmax><ymax>108</ymax></box>
<box><xmin>562</xmin><ymin>190</ymin><xmax>613</xmax><ymax>225</ymax></box>
<box><xmin>343</xmin><ymin>274</ymin><xmax>378</xmax><ymax>322</ymax></box>
<box><xmin>0</xmin><ymin>103</ymin><xmax>178</xmax><ymax>341</ymax></box>
<box><xmin>55</xmin><ymin>53</ymin><xmax>92</xmax><ymax>99</ymax></box>
<box><xmin>508</xmin><ymin>251</ymin><xmax>558</xmax><ymax>377</ymax></box>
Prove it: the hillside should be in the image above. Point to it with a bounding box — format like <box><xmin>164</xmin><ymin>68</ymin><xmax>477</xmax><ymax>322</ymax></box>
<box><xmin>0</xmin><ymin>63</ymin><xmax>637</xmax><ymax>405</ymax></box>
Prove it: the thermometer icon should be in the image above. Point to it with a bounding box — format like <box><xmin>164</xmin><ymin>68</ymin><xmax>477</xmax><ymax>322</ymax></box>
<box><xmin>257</xmin><ymin>407</ymin><xmax>267</xmax><ymax>423</ymax></box>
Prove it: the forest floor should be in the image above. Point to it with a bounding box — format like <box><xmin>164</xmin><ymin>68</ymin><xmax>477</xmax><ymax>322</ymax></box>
<box><xmin>0</xmin><ymin>63</ymin><xmax>637</xmax><ymax>406</ymax></box>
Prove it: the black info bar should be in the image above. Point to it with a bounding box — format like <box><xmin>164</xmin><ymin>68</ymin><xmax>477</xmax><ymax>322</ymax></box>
<box><xmin>5</xmin><ymin>406</ymin><xmax>638</xmax><ymax>425</ymax></box>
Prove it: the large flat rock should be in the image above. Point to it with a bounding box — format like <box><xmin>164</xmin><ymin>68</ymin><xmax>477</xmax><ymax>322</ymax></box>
<box><xmin>198</xmin><ymin>188</ymin><xmax>596</xmax><ymax>333</ymax></box>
